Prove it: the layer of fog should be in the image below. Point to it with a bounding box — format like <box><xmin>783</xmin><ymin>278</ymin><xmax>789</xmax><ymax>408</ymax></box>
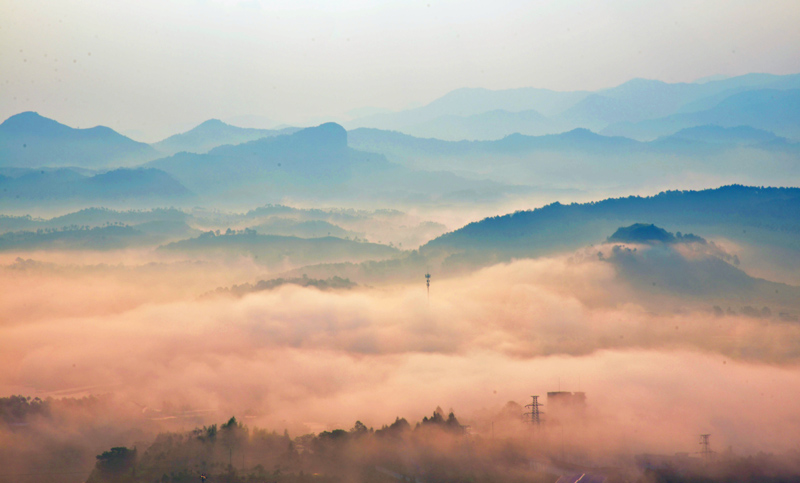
<box><xmin>3</xmin><ymin>251</ymin><xmax>800</xmax><ymax>462</ymax></box>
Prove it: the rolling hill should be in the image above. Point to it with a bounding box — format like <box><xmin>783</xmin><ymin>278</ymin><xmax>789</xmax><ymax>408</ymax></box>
<box><xmin>422</xmin><ymin>185</ymin><xmax>800</xmax><ymax>261</ymax></box>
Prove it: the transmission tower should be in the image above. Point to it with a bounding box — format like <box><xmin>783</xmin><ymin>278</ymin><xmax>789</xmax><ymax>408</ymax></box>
<box><xmin>699</xmin><ymin>434</ymin><xmax>712</xmax><ymax>462</ymax></box>
<box><xmin>524</xmin><ymin>395</ymin><xmax>542</xmax><ymax>425</ymax></box>
<box><xmin>425</xmin><ymin>271</ymin><xmax>431</xmax><ymax>299</ymax></box>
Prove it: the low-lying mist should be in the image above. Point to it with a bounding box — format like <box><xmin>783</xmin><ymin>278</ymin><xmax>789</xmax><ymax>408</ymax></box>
<box><xmin>3</xmin><ymin>248</ymin><xmax>800</xmax><ymax>476</ymax></box>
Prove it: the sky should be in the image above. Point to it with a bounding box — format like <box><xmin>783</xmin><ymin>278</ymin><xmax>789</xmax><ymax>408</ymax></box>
<box><xmin>1</xmin><ymin>0</ymin><xmax>800</xmax><ymax>141</ymax></box>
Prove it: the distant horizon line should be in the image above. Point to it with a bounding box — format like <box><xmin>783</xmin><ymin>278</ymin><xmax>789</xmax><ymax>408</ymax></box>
<box><xmin>3</xmin><ymin>70</ymin><xmax>798</xmax><ymax>143</ymax></box>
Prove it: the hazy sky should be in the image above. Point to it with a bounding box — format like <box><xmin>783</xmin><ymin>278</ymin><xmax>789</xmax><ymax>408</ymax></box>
<box><xmin>2</xmin><ymin>0</ymin><xmax>799</xmax><ymax>141</ymax></box>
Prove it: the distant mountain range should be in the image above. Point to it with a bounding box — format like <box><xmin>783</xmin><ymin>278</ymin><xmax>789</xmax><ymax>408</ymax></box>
<box><xmin>145</xmin><ymin>122</ymin><xmax>528</xmax><ymax>206</ymax></box>
<box><xmin>602</xmin><ymin>89</ymin><xmax>800</xmax><ymax>140</ymax></box>
<box><xmin>348</xmin><ymin>124</ymin><xmax>800</xmax><ymax>188</ymax></box>
<box><xmin>1</xmin><ymin>72</ymin><xmax>798</xmax><ymax>209</ymax></box>
<box><xmin>0</xmin><ymin>112</ymin><xmax>304</xmax><ymax>168</ymax></box>
<box><xmin>0</xmin><ymin>115</ymin><xmax>530</xmax><ymax>209</ymax></box>
<box><xmin>349</xmin><ymin>124</ymin><xmax>796</xmax><ymax>159</ymax></box>
<box><xmin>347</xmin><ymin>73</ymin><xmax>800</xmax><ymax>141</ymax></box>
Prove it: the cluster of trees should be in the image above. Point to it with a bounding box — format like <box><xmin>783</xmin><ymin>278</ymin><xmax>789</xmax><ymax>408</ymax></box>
<box><xmin>0</xmin><ymin>394</ymin><xmax>110</xmax><ymax>425</ymax></box>
<box><xmin>0</xmin><ymin>224</ymin><xmax>143</xmax><ymax>251</ymax></box>
<box><xmin>205</xmin><ymin>276</ymin><xmax>357</xmax><ymax>298</ymax></box>
<box><xmin>199</xmin><ymin>228</ymin><xmax>258</xmax><ymax>239</ymax></box>
<box><xmin>0</xmin><ymin>395</ymin><xmax>50</xmax><ymax>424</ymax></box>
<box><xmin>85</xmin><ymin>410</ymin><xmax>496</xmax><ymax>483</ymax></box>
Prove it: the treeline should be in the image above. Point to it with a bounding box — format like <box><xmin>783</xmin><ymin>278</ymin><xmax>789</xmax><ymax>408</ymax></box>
<box><xmin>204</xmin><ymin>276</ymin><xmax>357</xmax><ymax>298</ymax></box>
<box><xmin>85</xmin><ymin>410</ymin><xmax>536</xmax><ymax>483</ymax></box>
<box><xmin>0</xmin><ymin>224</ymin><xmax>144</xmax><ymax>251</ymax></box>
<box><xmin>0</xmin><ymin>394</ymin><xmax>109</xmax><ymax>426</ymax></box>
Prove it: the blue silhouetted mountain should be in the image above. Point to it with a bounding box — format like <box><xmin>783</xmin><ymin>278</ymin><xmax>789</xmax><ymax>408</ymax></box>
<box><xmin>146</xmin><ymin>122</ymin><xmax>527</xmax><ymax>204</ymax></box>
<box><xmin>677</xmin><ymin>72</ymin><xmax>800</xmax><ymax>113</ymax></box>
<box><xmin>159</xmin><ymin>230</ymin><xmax>400</xmax><ymax>268</ymax></box>
<box><xmin>555</xmin><ymin>77</ymin><xmax>791</xmax><ymax>129</ymax></box>
<box><xmin>0</xmin><ymin>112</ymin><xmax>159</xmax><ymax>168</ymax></box>
<box><xmin>398</xmin><ymin>109</ymin><xmax>558</xmax><ymax>141</ymax></box>
<box><xmin>349</xmin><ymin>127</ymin><xmax>643</xmax><ymax>159</ymax></box>
<box><xmin>602</xmin><ymin>89</ymin><xmax>800</xmax><ymax>140</ymax></box>
<box><xmin>648</xmin><ymin>125</ymin><xmax>800</xmax><ymax>155</ymax></box>
<box><xmin>346</xmin><ymin>87</ymin><xmax>590</xmax><ymax>132</ymax></box>
<box><xmin>147</xmin><ymin>122</ymin><xmax>383</xmax><ymax>199</ymax></box>
<box><xmin>655</xmin><ymin>125</ymin><xmax>779</xmax><ymax>146</ymax></box>
<box><xmin>421</xmin><ymin>185</ymin><xmax>800</xmax><ymax>265</ymax></box>
<box><xmin>351</xmin><ymin>125</ymin><xmax>783</xmax><ymax>161</ymax></box>
<box><xmin>347</xmin><ymin>124</ymin><xmax>799</xmax><ymax>188</ymax></box>
<box><xmin>151</xmin><ymin>119</ymin><xmax>301</xmax><ymax>155</ymax></box>
<box><xmin>0</xmin><ymin>167</ymin><xmax>192</xmax><ymax>208</ymax></box>
<box><xmin>348</xmin><ymin>73</ymin><xmax>800</xmax><ymax>141</ymax></box>
<box><xmin>552</xmin><ymin>74</ymin><xmax>800</xmax><ymax>132</ymax></box>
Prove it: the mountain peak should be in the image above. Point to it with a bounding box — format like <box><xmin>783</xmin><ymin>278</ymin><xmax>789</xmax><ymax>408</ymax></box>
<box><xmin>562</xmin><ymin>127</ymin><xmax>597</xmax><ymax>138</ymax></box>
<box><xmin>196</xmin><ymin>119</ymin><xmax>228</xmax><ymax>129</ymax></box>
<box><xmin>292</xmin><ymin>122</ymin><xmax>347</xmax><ymax>148</ymax></box>
<box><xmin>0</xmin><ymin>111</ymin><xmax>68</xmax><ymax>134</ymax></box>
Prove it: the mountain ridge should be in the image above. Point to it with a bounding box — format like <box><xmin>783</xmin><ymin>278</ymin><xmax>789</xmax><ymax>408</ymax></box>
<box><xmin>0</xmin><ymin>112</ymin><xmax>159</xmax><ymax>168</ymax></box>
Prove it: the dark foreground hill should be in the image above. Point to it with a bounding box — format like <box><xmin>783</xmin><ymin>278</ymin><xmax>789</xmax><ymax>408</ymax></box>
<box><xmin>423</xmin><ymin>185</ymin><xmax>800</xmax><ymax>261</ymax></box>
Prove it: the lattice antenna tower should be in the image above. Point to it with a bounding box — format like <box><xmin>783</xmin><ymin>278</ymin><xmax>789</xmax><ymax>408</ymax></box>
<box><xmin>524</xmin><ymin>395</ymin><xmax>542</xmax><ymax>425</ymax></box>
<box><xmin>425</xmin><ymin>269</ymin><xmax>431</xmax><ymax>300</ymax></box>
<box><xmin>699</xmin><ymin>434</ymin><xmax>712</xmax><ymax>462</ymax></box>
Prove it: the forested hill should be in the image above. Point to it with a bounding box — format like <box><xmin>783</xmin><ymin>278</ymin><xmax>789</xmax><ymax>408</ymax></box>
<box><xmin>422</xmin><ymin>185</ymin><xmax>800</xmax><ymax>257</ymax></box>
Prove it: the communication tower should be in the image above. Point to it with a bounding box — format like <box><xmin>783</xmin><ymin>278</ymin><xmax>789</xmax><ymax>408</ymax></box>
<box><xmin>425</xmin><ymin>271</ymin><xmax>431</xmax><ymax>299</ymax></box>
